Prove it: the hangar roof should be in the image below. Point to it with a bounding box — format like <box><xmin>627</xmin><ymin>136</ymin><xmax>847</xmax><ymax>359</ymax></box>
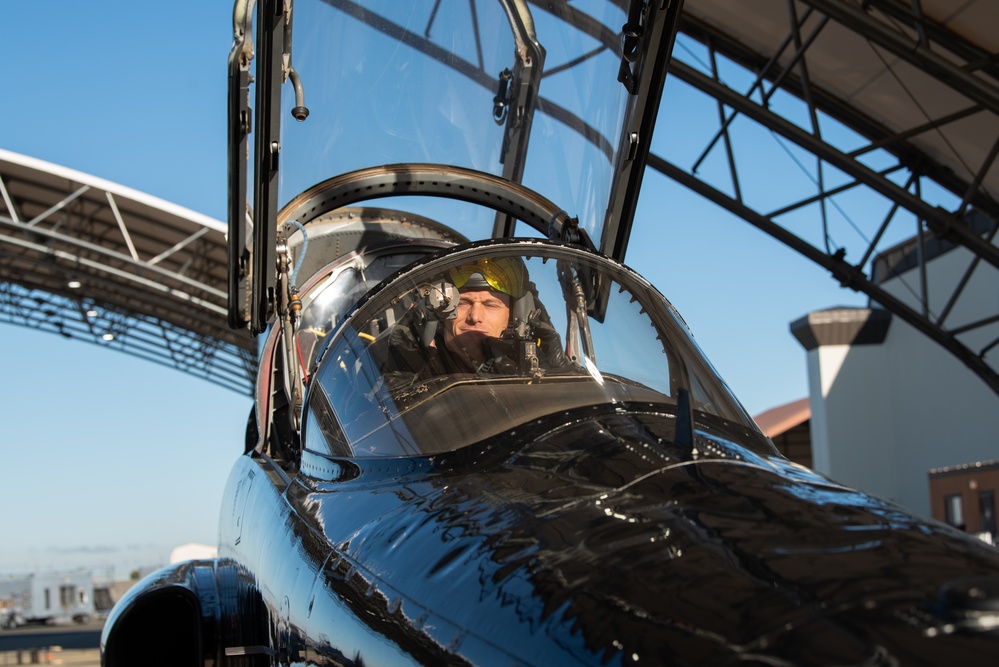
<box><xmin>681</xmin><ymin>0</ymin><xmax>999</xmax><ymax>209</ymax></box>
<box><xmin>670</xmin><ymin>0</ymin><xmax>999</xmax><ymax>395</ymax></box>
<box><xmin>0</xmin><ymin>148</ymin><xmax>256</xmax><ymax>394</ymax></box>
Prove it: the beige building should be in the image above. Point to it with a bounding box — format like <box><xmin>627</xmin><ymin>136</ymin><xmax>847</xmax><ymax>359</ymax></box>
<box><xmin>789</xmin><ymin>218</ymin><xmax>999</xmax><ymax>520</ymax></box>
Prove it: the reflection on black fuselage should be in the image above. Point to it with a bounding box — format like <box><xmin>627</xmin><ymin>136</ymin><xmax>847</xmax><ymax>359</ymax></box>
<box><xmin>217</xmin><ymin>401</ymin><xmax>999</xmax><ymax>665</ymax></box>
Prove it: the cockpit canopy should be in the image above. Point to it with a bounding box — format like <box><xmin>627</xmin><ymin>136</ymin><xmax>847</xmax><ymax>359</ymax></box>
<box><xmin>303</xmin><ymin>240</ymin><xmax>759</xmax><ymax>459</ymax></box>
<box><xmin>234</xmin><ymin>2</ymin><xmax>714</xmax><ymax>463</ymax></box>
<box><xmin>281</xmin><ymin>0</ymin><xmax>633</xmax><ymax>241</ymax></box>
<box><xmin>230</xmin><ymin>0</ymin><xmax>681</xmax><ymax>333</ymax></box>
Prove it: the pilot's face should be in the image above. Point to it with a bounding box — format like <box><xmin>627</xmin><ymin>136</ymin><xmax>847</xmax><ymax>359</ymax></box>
<box><xmin>443</xmin><ymin>288</ymin><xmax>511</xmax><ymax>367</ymax></box>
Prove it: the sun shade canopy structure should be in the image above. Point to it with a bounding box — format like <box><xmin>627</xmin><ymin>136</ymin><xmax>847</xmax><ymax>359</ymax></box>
<box><xmin>659</xmin><ymin>0</ymin><xmax>999</xmax><ymax>394</ymax></box>
<box><xmin>0</xmin><ymin>148</ymin><xmax>257</xmax><ymax>395</ymax></box>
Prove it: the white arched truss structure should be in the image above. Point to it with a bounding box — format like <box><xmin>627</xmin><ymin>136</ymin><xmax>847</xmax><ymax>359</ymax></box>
<box><xmin>0</xmin><ymin>149</ymin><xmax>256</xmax><ymax>395</ymax></box>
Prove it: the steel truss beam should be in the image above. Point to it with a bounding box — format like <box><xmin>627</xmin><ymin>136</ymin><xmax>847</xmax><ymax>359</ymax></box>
<box><xmin>656</xmin><ymin>1</ymin><xmax>999</xmax><ymax>395</ymax></box>
<box><xmin>0</xmin><ymin>153</ymin><xmax>256</xmax><ymax>396</ymax></box>
<box><xmin>651</xmin><ymin>153</ymin><xmax>999</xmax><ymax>395</ymax></box>
<box><xmin>799</xmin><ymin>0</ymin><xmax>999</xmax><ymax>115</ymax></box>
<box><xmin>0</xmin><ymin>282</ymin><xmax>255</xmax><ymax>396</ymax></box>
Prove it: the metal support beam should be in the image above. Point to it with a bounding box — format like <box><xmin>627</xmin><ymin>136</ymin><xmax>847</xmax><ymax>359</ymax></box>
<box><xmin>799</xmin><ymin>0</ymin><xmax>999</xmax><ymax>115</ymax></box>
<box><xmin>649</xmin><ymin>153</ymin><xmax>999</xmax><ymax>396</ymax></box>
<box><xmin>669</xmin><ymin>58</ymin><xmax>999</xmax><ymax>271</ymax></box>
<box><xmin>1</xmin><ymin>150</ymin><xmax>254</xmax><ymax>395</ymax></box>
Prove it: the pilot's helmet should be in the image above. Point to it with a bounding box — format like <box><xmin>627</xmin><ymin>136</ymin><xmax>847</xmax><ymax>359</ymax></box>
<box><xmin>448</xmin><ymin>256</ymin><xmax>526</xmax><ymax>299</ymax></box>
<box><xmin>454</xmin><ymin>252</ymin><xmax>573</xmax><ymax>364</ymax></box>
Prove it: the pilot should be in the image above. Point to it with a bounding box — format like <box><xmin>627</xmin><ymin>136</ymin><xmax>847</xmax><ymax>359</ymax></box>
<box><xmin>441</xmin><ymin>257</ymin><xmax>524</xmax><ymax>372</ymax></box>
<box><xmin>382</xmin><ymin>255</ymin><xmax>569</xmax><ymax>391</ymax></box>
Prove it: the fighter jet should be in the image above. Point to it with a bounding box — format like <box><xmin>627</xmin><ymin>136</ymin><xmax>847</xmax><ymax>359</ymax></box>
<box><xmin>102</xmin><ymin>1</ymin><xmax>999</xmax><ymax>665</ymax></box>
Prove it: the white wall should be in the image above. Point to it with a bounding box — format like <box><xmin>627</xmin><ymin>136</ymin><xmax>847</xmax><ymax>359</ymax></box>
<box><xmin>805</xmin><ymin>240</ymin><xmax>999</xmax><ymax>517</ymax></box>
<box><xmin>807</xmin><ymin>344</ymin><xmax>899</xmax><ymax>504</ymax></box>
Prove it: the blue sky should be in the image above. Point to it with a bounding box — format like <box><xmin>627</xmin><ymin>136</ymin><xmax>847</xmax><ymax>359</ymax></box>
<box><xmin>0</xmin><ymin>1</ymin><xmax>869</xmax><ymax>577</ymax></box>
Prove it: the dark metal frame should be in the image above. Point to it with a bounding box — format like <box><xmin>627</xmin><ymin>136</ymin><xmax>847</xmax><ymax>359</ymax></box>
<box><xmin>655</xmin><ymin>2</ymin><xmax>999</xmax><ymax>395</ymax></box>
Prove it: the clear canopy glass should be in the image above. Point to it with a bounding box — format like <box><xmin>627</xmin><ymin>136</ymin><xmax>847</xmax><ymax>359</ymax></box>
<box><xmin>281</xmin><ymin>0</ymin><xmax>631</xmax><ymax>241</ymax></box>
<box><xmin>293</xmin><ymin>245</ymin><xmax>446</xmax><ymax>378</ymax></box>
<box><xmin>304</xmin><ymin>242</ymin><xmax>759</xmax><ymax>458</ymax></box>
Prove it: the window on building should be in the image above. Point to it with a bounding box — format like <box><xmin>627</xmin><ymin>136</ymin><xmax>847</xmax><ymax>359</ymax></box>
<box><xmin>979</xmin><ymin>490</ymin><xmax>996</xmax><ymax>536</ymax></box>
<box><xmin>944</xmin><ymin>493</ymin><xmax>965</xmax><ymax>529</ymax></box>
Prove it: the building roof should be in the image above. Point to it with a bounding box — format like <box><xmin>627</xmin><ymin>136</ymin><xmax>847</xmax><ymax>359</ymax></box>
<box><xmin>754</xmin><ymin>398</ymin><xmax>811</xmax><ymax>439</ymax></box>
<box><xmin>929</xmin><ymin>459</ymin><xmax>999</xmax><ymax>478</ymax></box>
<box><xmin>790</xmin><ymin>307</ymin><xmax>893</xmax><ymax>351</ymax></box>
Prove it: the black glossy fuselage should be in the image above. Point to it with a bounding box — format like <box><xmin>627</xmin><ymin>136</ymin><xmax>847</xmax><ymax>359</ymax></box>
<box><xmin>221</xmin><ymin>402</ymin><xmax>999</xmax><ymax>665</ymax></box>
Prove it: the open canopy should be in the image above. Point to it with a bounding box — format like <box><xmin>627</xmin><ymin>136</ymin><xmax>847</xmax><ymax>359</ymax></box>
<box><xmin>229</xmin><ymin>0</ymin><xmax>683</xmax><ymax>331</ymax></box>
<box><xmin>281</xmin><ymin>1</ymin><xmax>630</xmax><ymax>241</ymax></box>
